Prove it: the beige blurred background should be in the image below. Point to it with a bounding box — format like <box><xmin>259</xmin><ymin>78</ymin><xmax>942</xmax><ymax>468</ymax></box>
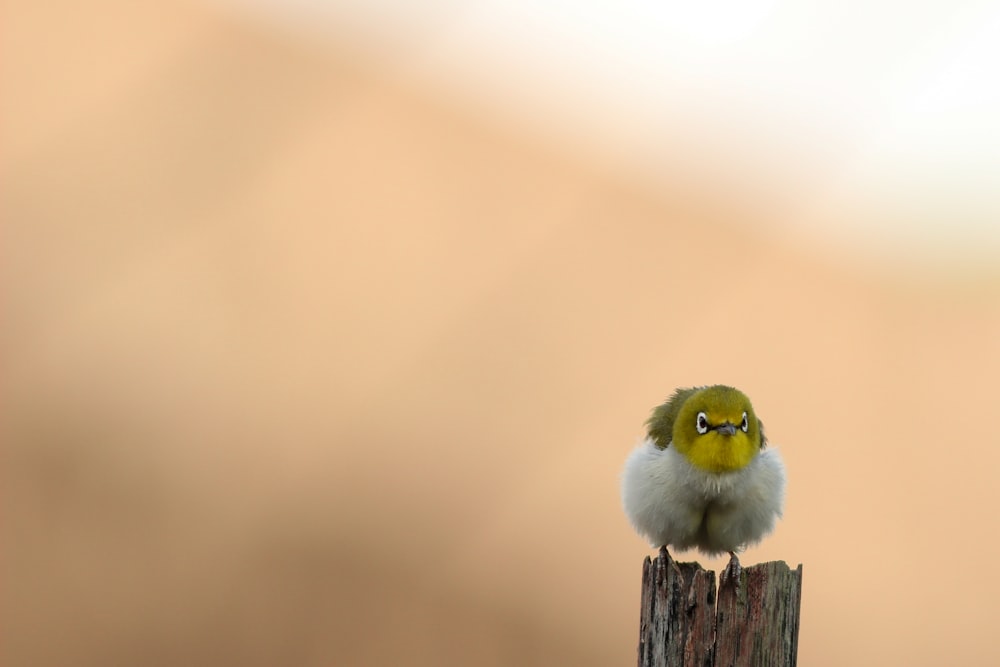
<box><xmin>5</xmin><ymin>1</ymin><xmax>1000</xmax><ymax>665</ymax></box>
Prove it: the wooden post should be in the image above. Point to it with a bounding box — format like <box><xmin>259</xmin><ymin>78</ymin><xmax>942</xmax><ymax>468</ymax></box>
<box><xmin>637</xmin><ymin>548</ymin><xmax>802</xmax><ymax>667</ymax></box>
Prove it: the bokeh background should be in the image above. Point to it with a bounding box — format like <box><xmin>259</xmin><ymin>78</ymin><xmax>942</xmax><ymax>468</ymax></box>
<box><xmin>5</xmin><ymin>1</ymin><xmax>1000</xmax><ymax>665</ymax></box>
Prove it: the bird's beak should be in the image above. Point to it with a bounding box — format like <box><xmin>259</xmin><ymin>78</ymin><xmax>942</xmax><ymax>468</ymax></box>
<box><xmin>715</xmin><ymin>423</ymin><xmax>737</xmax><ymax>436</ymax></box>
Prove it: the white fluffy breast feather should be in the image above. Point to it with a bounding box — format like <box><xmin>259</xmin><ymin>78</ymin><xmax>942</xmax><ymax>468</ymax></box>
<box><xmin>621</xmin><ymin>437</ymin><xmax>785</xmax><ymax>555</ymax></box>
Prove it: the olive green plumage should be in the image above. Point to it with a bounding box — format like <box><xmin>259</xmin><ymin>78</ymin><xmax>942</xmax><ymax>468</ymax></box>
<box><xmin>646</xmin><ymin>385</ymin><xmax>768</xmax><ymax>451</ymax></box>
<box><xmin>646</xmin><ymin>386</ymin><xmax>700</xmax><ymax>449</ymax></box>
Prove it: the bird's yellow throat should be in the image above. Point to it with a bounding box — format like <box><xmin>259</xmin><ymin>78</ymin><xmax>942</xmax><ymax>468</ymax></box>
<box><xmin>675</xmin><ymin>432</ymin><xmax>757</xmax><ymax>473</ymax></box>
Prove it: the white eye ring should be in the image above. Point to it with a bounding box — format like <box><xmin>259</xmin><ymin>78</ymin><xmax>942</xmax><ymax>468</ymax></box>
<box><xmin>741</xmin><ymin>412</ymin><xmax>749</xmax><ymax>432</ymax></box>
<box><xmin>696</xmin><ymin>412</ymin><xmax>709</xmax><ymax>434</ymax></box>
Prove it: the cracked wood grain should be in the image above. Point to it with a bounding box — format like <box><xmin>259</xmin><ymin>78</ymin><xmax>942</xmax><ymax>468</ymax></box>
<box><xmin>637</xmin><ymin>549</ymin><xmax>802</xmax><ymax>667</ymax></box>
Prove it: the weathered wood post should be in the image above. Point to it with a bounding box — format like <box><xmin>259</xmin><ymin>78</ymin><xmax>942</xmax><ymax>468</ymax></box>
<box><xmin>637</xmin><ymin>548</ymin><xmax>802</xmax><ymax>667</ymax></box>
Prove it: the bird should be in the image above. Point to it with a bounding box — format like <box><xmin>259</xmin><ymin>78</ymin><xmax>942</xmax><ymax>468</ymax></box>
<box><xmin>621</xmin><ymin>385</ymin><xmax>785</xmax><ymax>558</ymax></box>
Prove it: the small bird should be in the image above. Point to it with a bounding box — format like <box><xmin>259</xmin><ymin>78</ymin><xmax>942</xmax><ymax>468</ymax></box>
<box><xmin>621</xmin><ymin>385</ymin><xmax>785</xmax><ymax>557</ymax></box>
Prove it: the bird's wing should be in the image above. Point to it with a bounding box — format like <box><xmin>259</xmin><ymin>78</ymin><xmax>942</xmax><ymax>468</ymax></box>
<box><xmin>646</xmin><ymin>386</ymin><xmax>700</xmax><ymax>448</ymax></box>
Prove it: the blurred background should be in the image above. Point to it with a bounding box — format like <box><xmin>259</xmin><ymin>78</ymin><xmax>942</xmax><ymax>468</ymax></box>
<box><xmin>4</xmin><ymin>1</ymin><xmax>1000</xmax><ymax>665</ymax></box>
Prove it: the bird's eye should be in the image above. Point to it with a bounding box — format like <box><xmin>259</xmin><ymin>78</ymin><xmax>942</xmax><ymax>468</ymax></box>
<box><xmin>696</xmin><ymin>412</ymin><xmax>709</xmax><ymax>434</ymax></box>
<box><xmin>741</xmin><ymin>412</ymin><xmax>749</xmax><ymax>432</ymax></box>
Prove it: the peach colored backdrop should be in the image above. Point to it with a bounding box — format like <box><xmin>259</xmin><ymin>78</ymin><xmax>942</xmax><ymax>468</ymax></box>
<box><xmin>6</xmin><ymin>3</ymin><xmax>1000</xmax><ymax>665</ymax></box>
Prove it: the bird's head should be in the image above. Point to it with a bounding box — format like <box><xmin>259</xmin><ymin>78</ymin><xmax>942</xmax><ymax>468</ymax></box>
<box><xmin>653</xmin><ymin>385</ymin><xmax>765</xmax><ymax>473</ymax></box>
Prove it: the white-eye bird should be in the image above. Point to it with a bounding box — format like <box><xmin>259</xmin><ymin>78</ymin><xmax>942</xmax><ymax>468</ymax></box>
<box><xmin>621</xmin><ymin>385</ymin><xmax>785</xmax><ymax>557</ymax></box>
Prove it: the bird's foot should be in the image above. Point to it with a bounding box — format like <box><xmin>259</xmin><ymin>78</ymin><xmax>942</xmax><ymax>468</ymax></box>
<box><xmin>722</xmin><ymin>550</ymin><xmax>742</xmax><ymax>581</ymax></box>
